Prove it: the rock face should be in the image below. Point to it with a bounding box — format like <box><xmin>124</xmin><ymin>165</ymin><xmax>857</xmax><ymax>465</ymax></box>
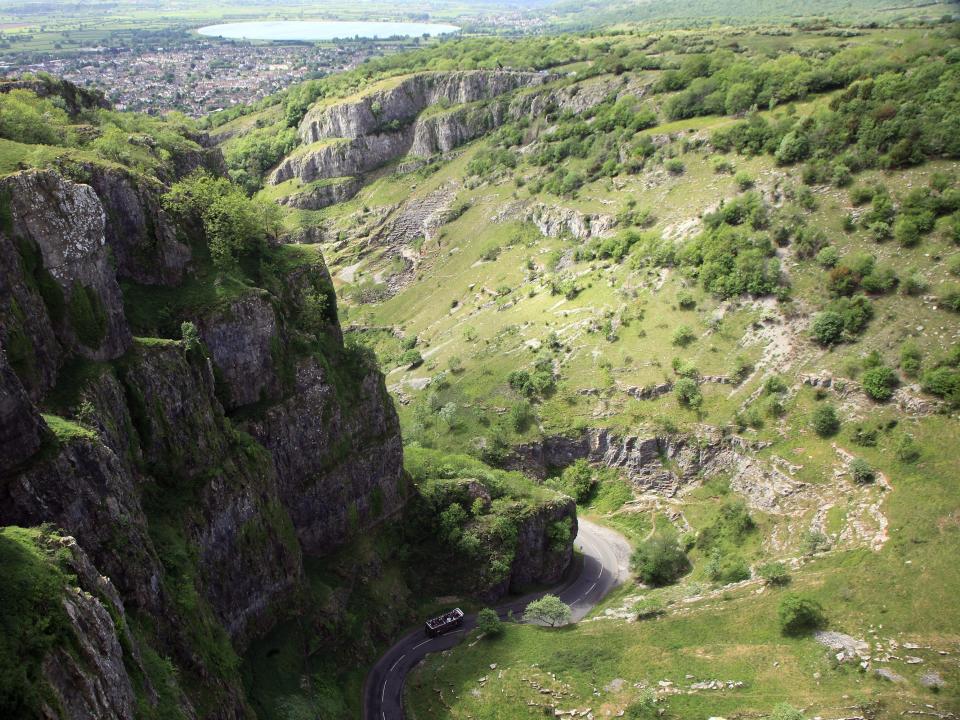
<box><xmin>0</xmin><ymin>346</ymin><xmax>48</xmax><ymax>475</ymax></box>
<box><xmin>508</xmin><ymin>498</ymin><xmax>577</xmax><ymax>592</ymax></box>
<box><xmin>84</xmin><ymin>165</ymin><xmax>190</xmax><ymax>286</ymax></box>
<box><xmin>198</xmin><ymin>292</ymin><xmax>282</xmax><ymax>409</ymax></box>
<box><xmin>40</xmin><ymin>537</ymin><xmax>147</xmax><ymax>720</ymax></box>
<box><xmin>278</xmin><ymin>176</ymin><xmax>363</xmax><ymax>210</ymax></box>
<box><xmin>507</xmin><ymin>428</ymin><xmax>768</xmax><ymax>497</ymax></box>
<box><xmin>0</xmin><ymin>165</ymin><xmax>406</xmax><ymax>718</ymax></box>
<box><xmin>2</xmin><ymin>170</ymin><xmax>131</xmax><ymax>363</ymax></box>
<box><xmin>298</xmin><ymin>70</ymin><xmax>548</xmax><ymax>142</ymax></box>
<box><xmin>247</xmin><ymin>358</ymin><xmax>405</xmax><ymax>555</ymax></box>
<box><xmin>271</xmin><ymin>71</ymin><xmax>549</xmax><ymax>184</ymax></box>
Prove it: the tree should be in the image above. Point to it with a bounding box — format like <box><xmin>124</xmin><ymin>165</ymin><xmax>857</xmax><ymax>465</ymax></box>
<box><xmin>850</xmin><ymin>457</ymin><xmax>875</xmax><ymax>484</ymax></box>
<box><xmin>674</xmin><ymin>377</ymin><xmax>702</xmax><ymax>409</ymax></box>
<box><xmin>758</xmin><ymin>561</ymin><xmax>791</xmax><ymax>586</ymax></box>
<box><xmin>811</xmin><ymin>404</ymin><xmax>840</xmax><ymax>437</ymax></box>
<box><xmin>162</xmin><ymin>172</ymin><xmax>274</xmax><ymax>268</ymax></box>
<box><xmin>778</xmin><ymin>593</ymin><xmax>825</xmax><ymax>635</ymax></box>
<box><xmin>551</xmin><ymin>459</ymin><xmax>595</xmax><ymax>502</ymax></box>
<box><xmin>524</xmin><ymin>595</ymin><xmax>571</xmax><ymax>627</ymax></box>
<box><xmin>861</xmin><ymin>365</ymin><xmax>897</xmax><ymax>401</ymax></box>
<box><xmin>477</xmin><ymin>608</ymin><xmax>503</xmax><ymax>637</ymax></box>
<box><xmin>810</xmin><ymin>311</ymin><xmax>845</xmax><ymax>346</ymax></box>
<box><xmin>631</xmin><ymin>533</ymin><xmax>690</xmax><ymax>587</ymax></box>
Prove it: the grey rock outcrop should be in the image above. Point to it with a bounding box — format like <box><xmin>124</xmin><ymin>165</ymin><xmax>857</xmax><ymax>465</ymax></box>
<box><xmin>0</xmin><ymin>434</ymin><xmax>164</xmax><ymax>614</ymax></box>
<box><xmin>508</xmin><ymin>497</ymin><xmax>577</xmax><ymax>592</ymax></box>
<box><xmin>278</xmin><ymin>176</ymin><xmax>363</xmax><ymax>210</ymax></box>
<box><xmin>507</xmin><ymin>428</ymin><xmax>769</xmax><ymax>497</ymax></box>
<box><xmin>2</xmin><ymin>170</ymin><xmax>131</xmax><ymax>362</ymax></box>
<box><xmin>197</xmin><ymin>292</ymin><xmax>282</xmax><ymax>410</ymax></box>
<box><xmin>299</xmin><ymin>70</ymin><xmax>548</xmax><ymax>142</ymax></box>
<box><xmin>0</xmin><ymin>345</ymin><xmax>48</xmax><ymax>475</ymax></box>
<box><xmin>85</xmin><ymin>165</ymin><xmax>191</xmax><ymax>286</ymax></box>
<box><xmin>40</xmin><ymin>536</ymin><xmax>150</xmax><ymax>720</ymax></box>
<box><xmin>0</xmin><ymin>163</ymin><xmax>407</xmax><ymax>717</ymax></box>
<box><xmin>271</xmin><ymin>71</ymin><xmax>549</xmax><ymax>185</ymax></box>
<box><xmin>247</xmin><ymin>357</ymin><xmax>405</xmax><ymax>555</ymax></box>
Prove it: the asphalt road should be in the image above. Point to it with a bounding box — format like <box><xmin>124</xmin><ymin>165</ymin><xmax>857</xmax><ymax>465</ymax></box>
<box><xmin>362</xmin><ymin>518</ymin><xmax>632</xmax><ymax>720</ymax></box>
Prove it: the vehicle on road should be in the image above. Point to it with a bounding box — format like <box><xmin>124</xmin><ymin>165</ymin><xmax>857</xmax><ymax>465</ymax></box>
<box><xmin>425</xmin><ymin>608</ymin><xmax>464</xmax><ymax>637</ymax></box>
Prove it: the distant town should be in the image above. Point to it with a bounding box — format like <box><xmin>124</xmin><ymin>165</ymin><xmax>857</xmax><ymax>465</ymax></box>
<box><xmin>1</xmin><ymin>39</ymin><xmax>392</xmax><ymax>116</ymax></box>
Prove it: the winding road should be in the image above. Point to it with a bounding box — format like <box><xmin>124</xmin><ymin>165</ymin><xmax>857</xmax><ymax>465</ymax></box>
<box><xmin>362</xmin><ymin>518</ymin><xmax>632</xmax><ymax>720</ymax></box>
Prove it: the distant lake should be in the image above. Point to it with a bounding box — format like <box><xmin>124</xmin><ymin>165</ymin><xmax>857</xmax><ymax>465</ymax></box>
<box><xmin>196</xmin><ymin>20</ymin><xmax>461</xmax><ymax>42</ymax></box>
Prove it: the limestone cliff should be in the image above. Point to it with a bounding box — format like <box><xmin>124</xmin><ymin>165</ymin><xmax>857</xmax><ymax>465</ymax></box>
<box><xmin>0</xmin><ymin>164</ymin><xmax>404</xmax><ymax>719</ymax></box>
<box><xmin>270</xmin><ymin>71</ymin><xmax>549</xmax><ymax>185</ymax></box>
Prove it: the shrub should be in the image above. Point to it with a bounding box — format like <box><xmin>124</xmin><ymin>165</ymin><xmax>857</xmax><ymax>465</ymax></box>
<box><xmin>671</xmin><ymin>325</ymin><xmax>696</xmax><ymax>346</ymax></box>
<box><xmin>940</xmin><ymin>283</ymin><xmax>960</xmax><ymax>312</ymax></box>
<box><xmin>850</xmin><ymin>458</ymin><xmax>875</xmax><ymax>484</ymax></box>
<box><xmin>550</xmin><ymin>459</ymin><xmax>595</xmax><ymax>503</ymax></box>
<box><xmin>631</xmin><ymin>533</ymin><xmax>690</xmax><ymax>587</ymax></box>
<box><xmin>900</xmin><ymin>341</ymin><xmax>923</xmax><ymax>378</ymax></box>
<box><xmin>861</xmin><ymin>365</ymin><xmax>897</xmax><ymax>401</ymax></box>
<box><xmin>633</xmin><ymin>596</ymin><xmax>664</xmax><ymax>619</ymax></box>
<box><xmin>674</xmin><ymin>377</ymin><xmax>703</xmax><ymax>409</ymax></box>
<box><xmin>802</xmin><ymin>530</ymin><xmax>831</xmax><ymax>555</ymax></box>
<box><xmin>816</xmin><ymin>246</ymin><xmax>839</xmax><ymax>268</ymax></box>
<box><xmin>778</xmin><ymin>593</ymin><xmax>825</xmax><ymax>635</ymax></box>
<box><xmin>895</xmin><ymin>435</ymin><xmax>921</xmax><ymax>463</ymax></box>
<box><xmin>477</xmin><ymin>608</ymin><xmax>503</xmax><ymax>637</ymax></box>
<box><xmin>400</xmin><ymin>349</ymin><xmax>424</xmax><ymax>368</ymax></box>
<box><xmin>894</xmin><ymin>215</ymin><xmax>922</xmax><ymax>247</ymax></box>
<box><xmin>735</xmin><ymin>171</ymin><xmax>754</xmax><ymax>190</ymax></box>
<box><xmin>758</xmin><ymin>561</ymin><xmax>791</xmax><ymax>586</ymax></box>
<box><xmin>665</xmin><ymin>158</ymin><xmax>685</xmax><ymax>175</ymax></box>
<box><xmin>810</xmin><ymin>311</ymin><xmax>845</xmax><ymax>346</ymax></box>
<box><xmin>625</xmin><ymin>688</ymin><xmax>658</xmax><ymax>718</ymax></box>
<box><xmin>771</xmin><ymin>703</ymin><xmax>805</xmax><ymax>720</ymax></box>
<box><xmin>677</xmin><ymin>290</ymin><xmax>696</xmax><ymax>309</ymax></box>
<box><xmin>508</xmin><ymin>400</ymin><xmax>533</xmax><ymax>432</ymax></box>
<box><xmin>764</xmin><ymin>375</ymin><xmax>787</xmax><ymax>394</ymax></box>
<box><xmin>811</xmin><ymin>404</ymin><xmax>840</xmax><ymax>437</ymax></box>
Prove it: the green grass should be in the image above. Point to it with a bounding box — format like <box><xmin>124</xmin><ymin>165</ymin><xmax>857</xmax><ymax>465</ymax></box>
<box><xmin>40</xmin><ymin>413</ymin><xmax>97</xmax><ymax>443</ymax></box>
<box><xmin>0</xmin><ymin>526</ymin><xmax>73</xmax><ymax>718</ymax></box>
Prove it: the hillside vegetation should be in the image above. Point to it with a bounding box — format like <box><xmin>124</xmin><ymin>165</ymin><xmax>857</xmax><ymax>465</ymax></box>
<box><xmin>233</xmin><ymin>15</ymin><xmax>960</xmax><ymax>720</ymax></box>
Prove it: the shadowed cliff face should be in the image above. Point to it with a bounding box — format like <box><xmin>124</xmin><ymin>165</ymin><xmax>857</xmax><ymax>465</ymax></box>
<box><xmin>0</xmin><ymin>163</ymin><xmax>405</xmax><ymax>719</ymax></box>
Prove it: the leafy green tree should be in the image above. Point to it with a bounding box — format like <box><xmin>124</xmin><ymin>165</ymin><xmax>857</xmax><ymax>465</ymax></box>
<box><xmin>758</xmin><ymin>561</ymin><xmax>791</xmax><ymax>586</ymax></box>
<box><xmin>861</xmin><ymin>365</ymin><xmax>897</xmax><ymax>402</ymax></box>
<box><xmin>631</xmin><ymin>533</ymin><xmax>690</xmax><ymax>587</ymax></box>
<box><xmin>674</xmin><ymin>377</ymin><xmax>702</xmax><ymax>409</ymax></box>
<box><xmin>551</xmin><ymin>460</ymin><xmax>595</xmax><ymax>502</ymax></box>
<box><xmin>524</xmin><ymin>595</ymin><xmax>571</xmax><ymax>627</ymax></box>
<box><xmin>810</xmin><ymin>311</ymin><xmax>845</xmax><ymax>346</ymax></box>
<box><xmin>811</xmin><ymin>404</ymin><xmax>840</xmax><ymax>437</ymax></box>
<box><xmin>778</xmin><ymin>593</ymin><xmax>825</xmax><ymax>635</ymax></box>
<box><xmin>850</xmin><ymin>458</ymin><xmax>875</xmax><ymax>484</ymax></box>
<box><xmin>162</xmin><ymin>172</ymin><xmax>277</xmax><ymax>268</ymax></box>
<box><xmin>477</xmin><ymin>608</ymin><xmax>503</xmax><ymax>637</ymax></box>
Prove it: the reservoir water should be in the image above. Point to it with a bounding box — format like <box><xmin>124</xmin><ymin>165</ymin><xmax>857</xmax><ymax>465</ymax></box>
<box><xmin>197</xmin><ymin>20</ymin><xmax>460</xmax><ymax>41</ymax></box>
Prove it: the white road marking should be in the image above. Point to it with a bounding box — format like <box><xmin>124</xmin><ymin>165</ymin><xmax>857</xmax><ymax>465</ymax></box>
<box><xmin>413</xmin><ymin>639</ymin><xmax>430</xmax><ymax>650</ymax></box>
<box><xmin>389</xmin><ymin>654</ymin><xmax>405</xmax><ymax>673</ymax></box>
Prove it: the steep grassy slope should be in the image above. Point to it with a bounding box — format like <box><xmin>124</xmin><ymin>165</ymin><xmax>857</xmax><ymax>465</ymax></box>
<box><xmin>245</xmin><ymin>18</ymin><xmax>960</xmax><ymax>719</ymax></box>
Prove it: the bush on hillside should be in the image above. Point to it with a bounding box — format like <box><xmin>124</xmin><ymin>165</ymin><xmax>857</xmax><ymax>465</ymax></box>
<box><xmin>811</xmin><ymin>404</ymin><xmax>840</xmax><ymax>437</ymax></box>
<box><xmin>778</xmin><ymin>593</ymin><xmax>825</xmax><ymax>635</ymax></box>
<box><xmin>631</xmin><ymin>534</ymin><xmax>690</xmax><ymax>587</ymax></box>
